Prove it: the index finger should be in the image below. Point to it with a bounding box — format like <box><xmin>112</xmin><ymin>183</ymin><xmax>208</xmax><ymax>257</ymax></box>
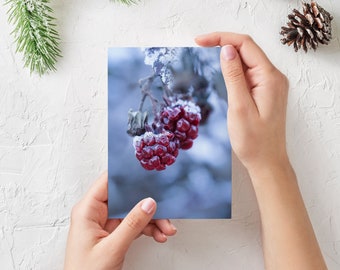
<box><xmin>195</xmin><ymin>32</ymin><xmax>274</xmax><ymax>70</ymax></box>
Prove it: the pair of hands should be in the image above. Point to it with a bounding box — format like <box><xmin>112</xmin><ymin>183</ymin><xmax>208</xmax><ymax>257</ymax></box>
<box><xmin>64</xmin><ymin>32</ymin><xmax>289</xmax><ymax>270</ymax></box>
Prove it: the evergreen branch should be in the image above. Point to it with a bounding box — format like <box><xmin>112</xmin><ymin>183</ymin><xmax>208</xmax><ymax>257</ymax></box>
<box><xmin>110</xmin><ymin>0</ymin><xmax>140</xmax><ymax>5</ymax></box>
<box><xmin>5</xmin><ymin>0</ymin><xmax>61</xmax><ymax>75</ymax></box>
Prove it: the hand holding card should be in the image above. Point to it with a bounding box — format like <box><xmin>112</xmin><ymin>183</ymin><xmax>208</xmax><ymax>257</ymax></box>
<box><xmin>64</xmin><ymin>172</ymin><xmax>176</xmax><ymax>270</ymax></box>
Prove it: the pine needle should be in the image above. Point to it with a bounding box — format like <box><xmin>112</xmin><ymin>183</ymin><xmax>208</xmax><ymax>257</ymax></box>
<box><xmin>5</xmin><ymin>0</ymin><xmax>61</xmax><ymax>75</ymax></box>
<box><xmin>110</xmin><ymin>0</ymin><xmax>140</xmax><ymax>5</ymax></box>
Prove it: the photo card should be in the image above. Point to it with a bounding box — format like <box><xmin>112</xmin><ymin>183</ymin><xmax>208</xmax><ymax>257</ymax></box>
<box><xmin>108</xmin><ymin>47</ymin><xmax>232</xmax><ymax>218</ymax></box>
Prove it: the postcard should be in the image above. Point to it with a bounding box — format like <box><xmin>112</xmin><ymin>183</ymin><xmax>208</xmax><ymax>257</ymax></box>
<box><xmin>108</xmin><ymin>47</ymin><xmax>231</xmax><ymax>218</ymax></box>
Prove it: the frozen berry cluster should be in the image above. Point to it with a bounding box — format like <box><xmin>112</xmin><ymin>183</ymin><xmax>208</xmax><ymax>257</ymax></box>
<box><xmin>133</xmin><ymin>100</ymin><xmax>201</xmax><ymax>171</ymax></box>
<box><xmin>160</xmin><ymin>100</ymin><xmax>201</xmax><ymax>150</ymax></box>
<box><xmin>133</xmin><ymin>131</ymin><xmax>179</xmax><ymax>171</ymax></box>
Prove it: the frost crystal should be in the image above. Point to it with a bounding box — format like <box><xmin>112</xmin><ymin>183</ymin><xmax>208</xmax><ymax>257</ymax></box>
<box><xmin>25</xmin><ymin>0</ymin><xmax>35</xmax><ymax>12</ymax></box>
<box><xmin>133</xmin><ymin>131</ymin><xmax>154</xmax><ymax>151</ymax></box>
<box><xmin>142</xmin><ymin>47</ymin><xmax>220</xmax><ymax>89</ymax></box>
<box><xmin>173</xmin><ymin>100</ymin><xmax>201</xmax><ymax>114</ymax></box>
<box><xmin>142</xmin><ymin>47</ymin><xmax>180</xmax><ymax>87</ymax></box>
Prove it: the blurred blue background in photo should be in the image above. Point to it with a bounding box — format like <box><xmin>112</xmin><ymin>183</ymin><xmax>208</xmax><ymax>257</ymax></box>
<box><xmin>108</xmin><ymin>47</ymin><xmax>231</xmax><ymax>218</ymax></box>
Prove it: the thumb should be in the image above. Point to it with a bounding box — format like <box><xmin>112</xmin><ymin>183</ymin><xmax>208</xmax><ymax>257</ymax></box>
<box><xmin>104</xmin><ymin>198</ymin><xmax>156</xmax><ymax>254</ymax></box>
<box><xmin>220</xmin><ymin>45</ymin><xmax>255</xmax><ymax>111</ymax></box>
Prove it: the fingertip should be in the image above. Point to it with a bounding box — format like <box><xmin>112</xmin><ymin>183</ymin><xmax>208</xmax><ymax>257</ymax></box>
<box><xmin>154</xmin><ymin>231</ymin><xmax>168</xmax><ymax>243</ymax></box>
<box><xmin>154</xmin><ymin>219</ymin><xmax>177</xmax><ymax>236</ymax></box>
<box><xmin>194</xmin><ymin>38</ymin><xmax>204</xmax><ymax>46</ymax></box>
<box><xmin>171</xmin><ymin>227</ymin><xmax>177</xmax><ymax>235</ymax></box>
<box><xmin>167</xmin><ymin>223</ymin><xmax>177</xmax><ymax>236</ymax></box>
<box><xmin>195</xmin><ymin>33</ymin><xmax>207</xmax><ymax>41</ymax></box>
<box><xmin>195</xmin><ymin>33</ymin><xmax>213</xmax><ymax>46</ymax></box>
<box><xmin>221</xmin><ymin>45</ymin><xmax>237</xmax><ymax>61</ymax></box>
<box><xmin>141</xmin><ymin>197</ymin><xmax>157</xmax><ymax>215</ymax></box>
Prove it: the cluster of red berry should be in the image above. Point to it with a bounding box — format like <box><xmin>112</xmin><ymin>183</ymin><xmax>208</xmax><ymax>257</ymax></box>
<box><xmin>133</xmin><ymin>100</ymin><xmax>201</xmax><ymax>171</ymax></box>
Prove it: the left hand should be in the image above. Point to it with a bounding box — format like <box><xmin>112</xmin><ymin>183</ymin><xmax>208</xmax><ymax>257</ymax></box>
<box><xmin>64</xmin><ymin>172</ymin><xmax>177</xmax><ymax>270</ymax></box>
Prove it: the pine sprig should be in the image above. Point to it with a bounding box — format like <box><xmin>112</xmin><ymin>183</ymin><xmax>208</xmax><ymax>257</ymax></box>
<box><xmin>110</xmin><ymin>0</ymin><xmax>140</xmax><ymax>5</ymax></box>
<box><xmin>6</xmin><ymin>0</ymin><xmax>61</xmax><ymax>75</ymax></box>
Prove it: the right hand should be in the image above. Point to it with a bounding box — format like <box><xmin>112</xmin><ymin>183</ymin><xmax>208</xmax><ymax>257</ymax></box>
<box><xmin>197</xmin><ymin>33</ymin><xmax>328</xmax><ymax>270</ymax></box>
<box><xmin>196</xmin><ymin>32</ymin><xmax>289</xmax><ymax>175</ymax></box>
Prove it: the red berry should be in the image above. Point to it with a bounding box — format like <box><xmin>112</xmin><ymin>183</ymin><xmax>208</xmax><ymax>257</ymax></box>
<box><xmin>185</xmin><ymin>111</ymin><xmax>200</xmax><ymax>125</ymax></box>
<box><xmin>181</xmin><ymin>139</ymin><xmax>193</xmax><ymax>150</ymax></box>
<box><xmin>187</xmin><ymin>125</ymin><xmax>198</xmax><ymax>139</ymax></box>
<box><xmin>168</xmin><ymin>107</ymin><xmax>182</xmax><ymax>121</ymax></box>
<box><xmin>133</xmin><ymin>131</ymin><xmax>179</xmax><ymax>171</ymax></box>
<box><xmin>142</xmin><ymin>147</ymin><xmax>153</xmax><ymax>159</ymax></box>
<box><xmin>156</xmin><ymin>133</ymin><xmax>169</xmax><ymax>146</ymax></box>
<box><xmin>176</xmin><ymin>118</ymin><xmax>190</xmax><ymax>132</ymax></box>
<box><xmin>167</xmin><ymin>141</ymin><xmax>178</xmax><ymax>153</ymax></box>
<box><xmin>155</xmin><ymin>163</ymin><xmax>166</xmax><ymax>171</ymax></box>
<box><xmin>140</xmin><ymin>159</ymin><xmax>153</xmax><ymax>170</ymax></box>
<box><xmin>136</xmin><ymin>152</ymin><xmax>143</xmax><ymax>161</ymax></box>
<box><xmin>161</xmin><ymin>153</ymin><xmax>176</xmax><ymax>166</ymax></box>
<box><xmin>149</xmin><ymin>156</ymin><xmax>160</xmax><ymax>167</ymax></box>
<box><xmin>174</xmin><ymin>130</ymin><xmax>187</xmax><ymax>141</ymax></box>
<box><xmin>154</xmin><ymin>144</ymin><xmax>167</xmax><ymax>156</ymax></box>
<box><xmin>144</xmin><ymin>135</ymin><xmax>155</xmax><ymax>146</ymax></box>
<box><xmin>134</xmin><ymin>139</ymin><xmax>144</xmax><ymax>152</ymax></box>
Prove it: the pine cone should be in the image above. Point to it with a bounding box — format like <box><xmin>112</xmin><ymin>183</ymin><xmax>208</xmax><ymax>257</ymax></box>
<box><xmin>280</xmin><ymin>1</ymin><xmax>333</xmax><ymax>52</ymax></box>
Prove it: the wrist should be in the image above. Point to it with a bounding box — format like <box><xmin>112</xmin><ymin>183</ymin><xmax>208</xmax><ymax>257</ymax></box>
<box><xmin>246</xmin><ymin>154</ymin><xmax>295</xmax><ymax>185</ymax></box>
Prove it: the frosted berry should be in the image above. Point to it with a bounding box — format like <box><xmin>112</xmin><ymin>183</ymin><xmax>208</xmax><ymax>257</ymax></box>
<box><xmin>133</xmin><ymin>131</ymin><xmax>179</xmax><ymax>171</ymax></box>
<box><xmin>159</xmin><ymin>100</ymin><xmax>201</xmax><ymax>150</ymax></box>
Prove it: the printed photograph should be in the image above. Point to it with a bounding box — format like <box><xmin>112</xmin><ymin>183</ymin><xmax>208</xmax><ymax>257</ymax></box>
<box><xmin>108</xmin><ymin>47</ymin><xmax>232</xmax><ymax>218</ymax></box>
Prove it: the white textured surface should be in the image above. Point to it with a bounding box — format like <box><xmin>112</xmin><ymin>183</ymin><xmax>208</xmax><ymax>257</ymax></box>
<box><xmin>0</xmin><ymin>0</ymin><xmax>340</xmax><ymax>269</ymax></box>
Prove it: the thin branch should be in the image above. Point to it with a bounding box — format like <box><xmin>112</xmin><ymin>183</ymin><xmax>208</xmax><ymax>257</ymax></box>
<box><xmin>138</xmin><ymin>75</ymin><xmax>159</xmax><ymax>117</ymax></box>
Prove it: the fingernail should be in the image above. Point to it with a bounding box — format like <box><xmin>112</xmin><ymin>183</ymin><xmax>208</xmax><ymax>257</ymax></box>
<box><xmin>171</xmin><ymin>224</ymin><xmax>177</xmax><ymax>231</ymax></box>
<box><xmin>222</xmin><ymin>45</ymin><xmax>237</xmax><ymax>61</ymax></box>
<box><xmin>141</xmin><ymin>197</ymin><xmax>155</xmax><ymax>214</ymax></box>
